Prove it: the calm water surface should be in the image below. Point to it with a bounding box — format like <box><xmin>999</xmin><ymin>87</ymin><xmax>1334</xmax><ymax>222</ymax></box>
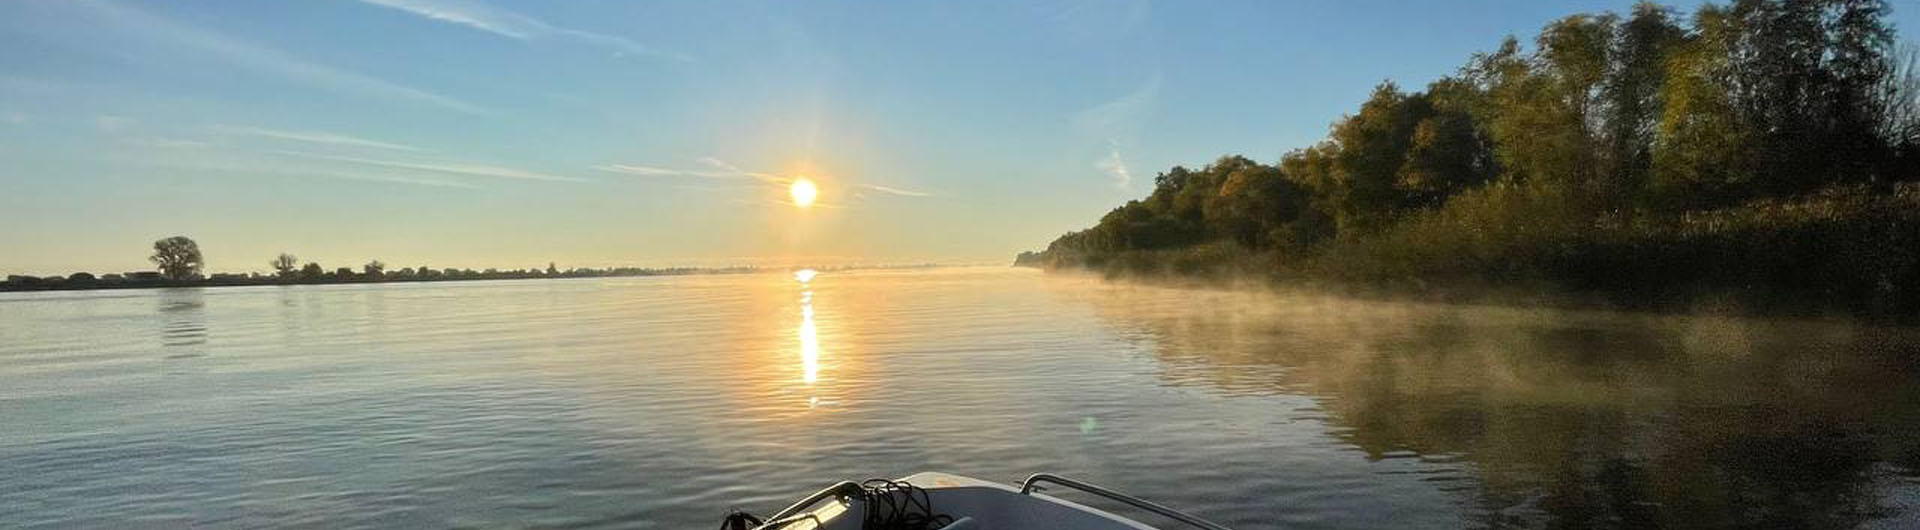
<box><xmin>4</xmin><ymin>268</ymin><xmax>1919</xmax><ymax>529</ymax></box>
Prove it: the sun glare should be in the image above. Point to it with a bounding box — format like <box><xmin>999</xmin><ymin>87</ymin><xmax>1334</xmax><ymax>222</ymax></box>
<box><xmin>789</xmin><ymin>178</ymin><xmax>819</xmax><ymax>208</ymax></box>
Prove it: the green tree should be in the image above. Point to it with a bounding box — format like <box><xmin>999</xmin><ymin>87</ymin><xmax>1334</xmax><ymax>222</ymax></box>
<box><xmin>1399</xmin><ymin>77</ymin><xmax>1497</xmax><ymax>207</ymax></box>
<box><xmin>1487</xmin><ymin>15</ymin><xmax>1613</xmax><ymax>193</ymax></box>
<box><xmin>1603</xmin><ymin>2</ymin><xmax>1685</xmax><ymax>195</ymax></box>
<box><xmin>1651</xmin><ymin>5</ymin><xmax>1753</xmax><ymax>206</ymax></box>
<box><xmin>1206</xmin><ymin>162</ymin><xmax>1311</xmax><ymax>248</ymax></box>
<box><xmin>149</xmin><ymin>236</ymin><xmax>203</xmax><ymax>281</ymax></box>
<box><xmin>271</xmin><ymin>253</ymin><xmax>298</xmax><ymax>278</ymax></box>
<box><xmin>1326</xmin><ymin>82</ymin><xmax>1427</xmax><ymax>231</ymax></box>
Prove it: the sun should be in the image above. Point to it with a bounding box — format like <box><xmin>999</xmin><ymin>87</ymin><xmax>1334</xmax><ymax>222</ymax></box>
<box><xmin>789</xmin><ymin>177</ymin><xmax>819</xmax><ymax>208</ymax></box>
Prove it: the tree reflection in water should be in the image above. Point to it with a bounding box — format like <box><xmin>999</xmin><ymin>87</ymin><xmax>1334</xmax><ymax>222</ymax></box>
<box><xmin>1079</xmin><ymin>286</ymin><xmax>1920</xmax><ymax>529</ymax></box>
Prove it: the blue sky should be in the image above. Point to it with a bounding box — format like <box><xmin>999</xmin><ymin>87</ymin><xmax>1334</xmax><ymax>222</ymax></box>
<box><xmin>2</xmin><ymin>0</ymin><xmax>1914</xmax><ymax>275</ymax></box>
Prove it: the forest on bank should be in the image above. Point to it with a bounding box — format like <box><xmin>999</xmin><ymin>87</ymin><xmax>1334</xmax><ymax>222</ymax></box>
<box><xmin>1024</xmin><ymin>0</ymin><xmax>1920</xmax><ymax>314</ymax></box>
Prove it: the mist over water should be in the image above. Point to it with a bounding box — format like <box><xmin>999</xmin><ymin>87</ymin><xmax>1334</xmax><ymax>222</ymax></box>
<box><xmin>3</xmin><ymin>268</ymin><xmax>1917</xmax><ymax>529</ymax></box>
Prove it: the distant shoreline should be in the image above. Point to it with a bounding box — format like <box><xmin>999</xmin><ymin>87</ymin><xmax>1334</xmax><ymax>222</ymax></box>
<box><xmin>0</xmin><ymin>267</ymin><xmax>750</xmax><ymax>293</ymax></box>
<box><xmin>0</xmin><ymin>264</ymin><xmax>949</xmax><ymax>293</ymax></box>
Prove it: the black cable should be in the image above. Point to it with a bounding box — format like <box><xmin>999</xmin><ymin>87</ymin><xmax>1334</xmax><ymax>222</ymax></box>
<box><xmin>855</xmin><ymin>479</ymin><xmax>954</xmax><ymax>530</ymax></box>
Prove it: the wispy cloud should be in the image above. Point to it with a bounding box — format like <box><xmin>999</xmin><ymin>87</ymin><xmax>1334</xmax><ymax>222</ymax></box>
<box><xmin>697</xmin><ymin>156</ymin><xmax>744</xmax><ymax>173</ymax></box>
<box><xmin>95</xmin><ymin>115</ymin><xmax>135</xmax><ymax>134</ymax></box>
<box><xmin>353</xmin><ymin>0</ymin><xmax>692</xmax><ymax>62</ymax></box>
<box><xmin>857</xmin><ymin>184</ymin><xmax>933</xmax><ymax>197</ymax></box>
<box><xmin>128</xmin><ymin>137</ymin><xmax>211</xmax><ymax>149</ymax></box>
<box><xmin>596</xmin><ymin>164</ymin><xmax>687</xmax><ymax>176</ymax></box>
<box><xmin>601</xmin><ymin>158</ymin><xmax>934</xmax><ymax>199</ymax></box>
<box><xmin>264</xmin><ymin>167</ymin><xmax>478</xmax><ymax>189</ymax></box>
<box><xmin>2</xmin><ymin>109</ymin><xmax>26</xmax><ymax>125</ymax></box>
<box><xmin>132</xmin><ymin>153</ymin><xmax>478</xmax><ymax>189</ymax></box>
<box><xmin>1096</xmin><ymin>143</ymin><xmax>1133</xmax><ymax>191</ymax></box>
<box><xmin>212</xmin><ymin>125</ymin><xmax>423</xmax><ymax>151</ymax></box>
<box><xmin>597</xmin><ymin>159</ymin><xmax>782</xmax><ymax>182</ymax></box>
<box><xmin>1074</xmin><ymin>73</ymin><xmax>1160</xmax><ymax>136</ymax></box>
<box><xmin>276</xmin><ymin>150</ymin><xmax>590</xmax><ymax>183</ymax></box>
<box><xmin>1075</xmin><ymin>73</ymin><xmax>1159</xmax><ymax>191</ymax></box>
<box><xmin>77</xmin><ymin>0</ymin><xmax>482</xmax><ymax>114</ymax></box>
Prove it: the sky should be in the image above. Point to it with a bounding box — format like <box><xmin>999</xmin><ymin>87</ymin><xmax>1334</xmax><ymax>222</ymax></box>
<box><xmin>2</xmin><ymin>0</ymin><xmax>1915</xmax><ymax>275</ymax></box>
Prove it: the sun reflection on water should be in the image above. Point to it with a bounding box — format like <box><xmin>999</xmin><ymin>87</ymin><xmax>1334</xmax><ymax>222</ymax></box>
<box><xmin>796</xmin><ymin>269</ymin><xmax>820</xmax><ymax>387</ymax></box>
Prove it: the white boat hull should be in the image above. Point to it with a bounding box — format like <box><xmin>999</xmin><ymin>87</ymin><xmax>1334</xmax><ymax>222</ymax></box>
<box><xmin>757</xmin><ymin>472</ymin><xmax>1223</xmax><ymax>530</ymax></box>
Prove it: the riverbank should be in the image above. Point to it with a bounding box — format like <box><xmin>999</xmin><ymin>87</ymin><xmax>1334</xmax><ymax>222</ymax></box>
<box><xmin>1029</xmin><ymin>183</ymin><xmax>1920</xmax><ymax>319</ymax></box>
<box><xmin>1021</xmin><ymin>0</ymin><xmax>1920</xmax><ymax>319</ymax></box>
<box><xmin>0</xmin><ymin>267</ymin><xmax>757</xmax><ymax>293</ymax></box>
<box><xmin>0</xmin><ymin>264</ymin><xmax>949</xmax><ymax>293</ymax></box>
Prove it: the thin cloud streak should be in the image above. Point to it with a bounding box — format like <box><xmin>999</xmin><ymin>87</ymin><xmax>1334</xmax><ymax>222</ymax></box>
<box><xmin>128</xmin><ymin>137</ymin><xmax>211</xmax><ymax>149</ymax></box>
<box><xmin>213</xmin><ymin>125</ymin><xmax>423</xmax><ymax>151</ymax></box>
<box><xmin>697</xmin><ymin>156</ymin><xmax>744</xmax><ymax>173</ymax></box>
<box><xmin>1097</xmin><ymin>143</ymin><xmax>1133</xmax><ymax>190</ymax></box>
<box><xmin>279</xmin><ymin>168</ymin><xmax>479</xmax><ymax>189</ymax></box>
<box><xmin>353</xmin><ymin>0</ymin><xmax>692</xmax><ymax>62</ymax></box>
<box><xmin>143</xmin><ymin>157</ymin><xmax>478</xmax><ymax>189</ymax></box>
<box><xmin>277</xmin><ymin>150</ymin><xmax>590</xmax><ymax>182</ymax></box>
<box><xmin>602</xmin><ymin>159</ymin><xmax>933</xmax><ymax>197</ymax></box>
<box><xmin>1076</xmin><ymin>73</ymin><xmax>1159</xmax><ymax>191</ymax></box>
<box><xmin>78</xmin><ymin>0</ymin><xmax>483</xmax><ymax>114</ymax></box>
<box><xmin>857</xmin><ymin>184</ymin><xmax>933</xmax><ymax>197</ymax></box>
<box><xmin>596</xmin><ymin>162</ymin><xmax>782</xmax><ymax>183</ymax></box>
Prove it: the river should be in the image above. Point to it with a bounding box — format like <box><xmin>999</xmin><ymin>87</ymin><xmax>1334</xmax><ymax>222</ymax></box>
<box><xmin>3</xmin><ymin>267</ymin><xmax>1917</xmax><ymax>529</ymax></box>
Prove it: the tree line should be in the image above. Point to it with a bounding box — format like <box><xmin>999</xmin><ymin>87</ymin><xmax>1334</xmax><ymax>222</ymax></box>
<box><xmin>1031</xmin><ymin>0</ymin><xmax>1920</xmax><ymax>314</ymax></box>
<box><xmin>1</xmin><ymin>236</ymin><xmax>750</xmax><ymax>291</ymax></box>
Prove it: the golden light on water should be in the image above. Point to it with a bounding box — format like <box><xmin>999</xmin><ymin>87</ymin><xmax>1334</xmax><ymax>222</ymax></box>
<box><xmin>797</xmin><ymin>269</ymin><xmax>820</xmax><ymax>386</ymax></box>
<box><xmin>799</xmin><ymin>293</ymin><xmax>819</xmax><ymax>385</ymax></box>
<box><xmin>789</xmin><ymin>177</ymin><xmax>819</xmax><ymax>208</ymax></box>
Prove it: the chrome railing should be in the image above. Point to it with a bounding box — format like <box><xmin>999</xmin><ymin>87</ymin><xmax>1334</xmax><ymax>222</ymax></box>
<box><xmin>1019</xmin><ymin>473</ymin><xmax>1233</xmax><ymax>530</ymax></box>
<box><xmin>758</xmin><ymin>481</ymin><xmax>863</xmax><ymax>529</ymax></box>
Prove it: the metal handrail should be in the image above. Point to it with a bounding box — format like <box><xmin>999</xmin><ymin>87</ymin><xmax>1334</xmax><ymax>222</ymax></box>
<box><xmin>1019</xmin><ymin>473</ymin><xmax>1232</xmax><ymax>530</ymax></box>
<box><xmin>760</xmin><ymin>481</ymin><xmax>863</xmax><ymax>529</ymax></box>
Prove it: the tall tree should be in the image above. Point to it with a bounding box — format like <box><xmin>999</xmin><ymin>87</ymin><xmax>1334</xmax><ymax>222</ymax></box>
<box><xmin>271</xmin><ymin>253</ymin><xmax>298</xmax><ymax>277</ymax></box>
<box><xmin>149</xmin><ymin>236</ymin><xmax>203</xmax><ymax>281</ymax></box>
<box><xmin>1398</xmin><ymin>77</ymin><xmax>1497</xmax><ymax>207</ymax></box>
<box><xmin>1327</xmin><ymin>82</ymin><xmax>1427</xmax><ymax>231</ymax></box>
<box><xmin>1652</xmin><ymin>4</ymin><xmax>1754</xmax><ymax>206</ymax></box>
<box><xmin>1487</xmin><ymin>14</ymin><xmax>1615</xmax><ymax>193</ymax></box>
<box><xmin>1823</xmin><ymin>0</ymin><xmax>1897</xmax><ymax>182</ymax></box>
<box><xmin>1604</xmin><ymin>2</ymin><xmax>1685</xmax><ymax>195</ymax></box>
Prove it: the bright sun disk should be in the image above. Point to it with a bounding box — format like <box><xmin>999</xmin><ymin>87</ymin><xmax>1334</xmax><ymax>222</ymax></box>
<box><xmin>790</xmin><ymin>178</ymin><xmax>818</xmax><ymax>208</ymax></box>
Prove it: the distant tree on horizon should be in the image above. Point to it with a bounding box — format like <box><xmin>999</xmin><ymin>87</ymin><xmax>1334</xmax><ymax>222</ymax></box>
<box><xmin>364</xmin><ymin>260</ymin><xmax>385</xmax><ymax>277</ymax></box>
<box><xmin>300</xmin><ymin>262</ymin><xmax>324</xmax><ymax>280</ymax></box>
<box><xmin>272</xmin><ymin>253</ymin><xmax>298</xmax><ymax>278</ymax></box>
<box><xmin>149</xmin><ymin>236</ymin><xmax>203</xmax><ymax>281</ymax></box>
